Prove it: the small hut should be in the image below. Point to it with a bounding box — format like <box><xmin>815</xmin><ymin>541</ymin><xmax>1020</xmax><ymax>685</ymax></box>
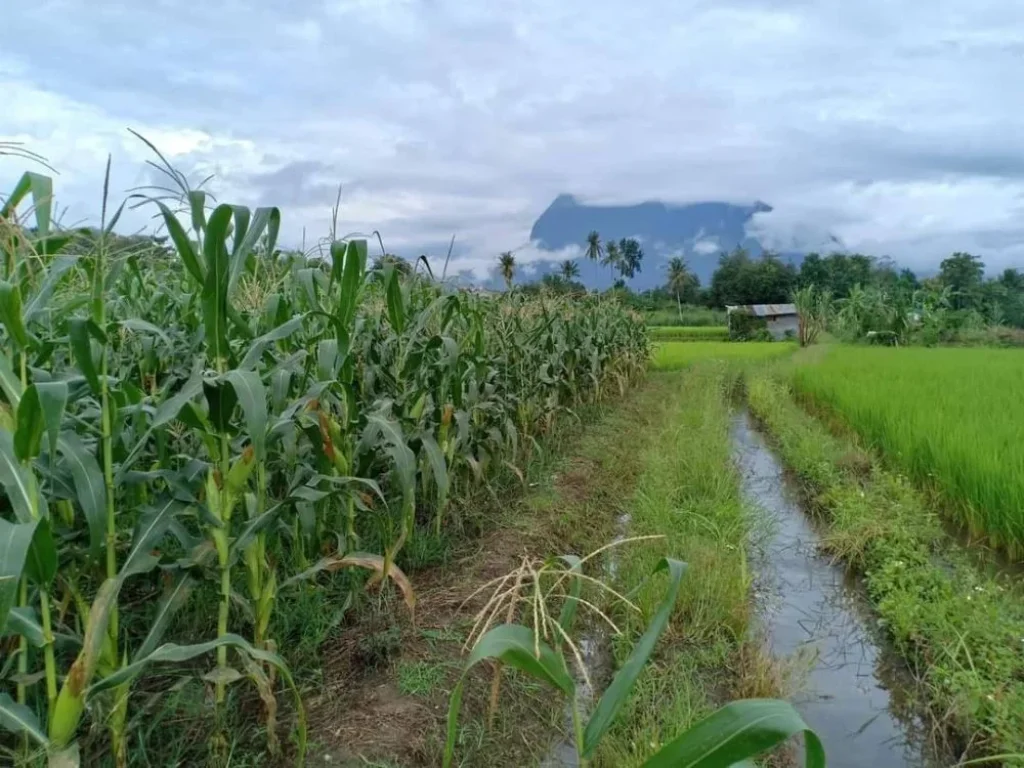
<box><xmin>726</xmin><ymin>304</ymin><xmax>799</xmax><ymax>340</ymax></box>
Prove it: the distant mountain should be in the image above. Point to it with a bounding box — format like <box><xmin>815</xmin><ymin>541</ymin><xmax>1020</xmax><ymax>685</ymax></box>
<box><xmin>529</xmin><ymin>194</ymin><xmax>793</xmax><ymax>289</ymax></box>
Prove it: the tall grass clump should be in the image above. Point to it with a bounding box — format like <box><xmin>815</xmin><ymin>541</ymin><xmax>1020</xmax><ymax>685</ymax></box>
<box><xmin>0</xmin><ymin>152</ymin><xmax>648</xmax><ymax>765</ymax></box>
<box><xmin>791</xmin><ymin>346</ymin><xmax>1024</xmax><ymax>554</ymax></box>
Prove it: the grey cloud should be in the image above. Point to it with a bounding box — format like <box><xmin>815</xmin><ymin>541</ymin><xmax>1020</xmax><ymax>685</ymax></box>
<box><xmin>4</xmin><ymin>0</ymin><xmax>1024</xmax><ymax>276</ymax></box>
<box><xmin>247</xmin><ymin>160</ymin><xmax>340</xmax><ymax>207</ymax></box>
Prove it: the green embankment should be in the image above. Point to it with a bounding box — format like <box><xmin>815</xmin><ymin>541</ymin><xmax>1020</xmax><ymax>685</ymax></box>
<box><xmin>652</xmin><ymin>341</ymin><xmax>795</xmax><ymax>370</ymax></box>
<box><xmin>747</xmin><ymin>371</ymin><xmax>1024</xmax><ymax>764</ymax></box>
<box><xmin>595</xmin><ymin>364</ymin><xmax>776</xmax><ymax>765</ymax></box>
<box><xmin>647</xmin><ymin>326</ymin><xmax>728</xmax><ymax>342</ymax></box>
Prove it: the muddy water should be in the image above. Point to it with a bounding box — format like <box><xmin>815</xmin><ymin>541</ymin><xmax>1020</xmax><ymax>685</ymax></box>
<box><xmin>732</xmin><ymin>410</ymin><xmax>933</xmax><ymax>768</ymax></box>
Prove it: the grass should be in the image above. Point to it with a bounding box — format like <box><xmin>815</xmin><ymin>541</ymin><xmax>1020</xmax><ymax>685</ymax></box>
<box><xmin>652</xmin><ymin>341</ymin><xmax>796</xmax><ymax>370</ymax></box>
<box><xmin>397</xmin><ymin>660</ymin><xmax>448</xmax><ymax>697</ymax></box>
<box><xmin>642</xmin><ymin>306</ymin><xmax>727</xmax><ymax>327</ymax></box>
<box><xmin>647</xmin><ymin>325</ymin><xmax>729</xmax><ymax>342</ymax></box>
<box><xmin>594</xmin><ymin>364</ymin><xmax>783</xmax><ymax>766</ymax></box>
<box><xmin>747</xmin><ymin>372</ymin><xmax>1024</xmax><ymax>764</ymax></box>
<box><xmin>789</xmin><ymin>346</ymin><xmax>1024</xmax><ymax>554</ymax></box>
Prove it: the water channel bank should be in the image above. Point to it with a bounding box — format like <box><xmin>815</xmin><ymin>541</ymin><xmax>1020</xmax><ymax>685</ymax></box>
<box><xmin>732</xmin><ymin>409</ymin><xmax>935</xmax><ymax>768</ymax></box>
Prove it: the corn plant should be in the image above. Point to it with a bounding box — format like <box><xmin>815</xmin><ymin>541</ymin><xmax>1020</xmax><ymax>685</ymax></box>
<box><xmin>443</xmin><ymin>555</ymin><xmax>825</xmax><ymax>767</ymax></box>
<box><xmin>1</xmin><ymin>146</ymin><xmax>649</xmax><ymax>766</ymax></box>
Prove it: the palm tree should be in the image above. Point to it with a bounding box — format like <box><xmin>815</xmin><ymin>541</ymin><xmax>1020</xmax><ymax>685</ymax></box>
<box><xmin>617</xmin><ymin>238</ymin><xmax>644</xmax><ymax>282</ymax></box>
<box><xmin>560</xmin><ymin>259</ymin><xmax>580</xmax><ymax>281</ymax></box>
<box><xmin>498</xmin><ymin>251</ymin><xmax>516</xmax><ymax>291</ymax></box>
<box><xmin>666</xmin><ymin>257</ymin><xmax>696</xmax><ymax>320</ymax></box>
<box><xmin>601</xmin><ymin>241</ymin><xmax>621</xmax><ymax>285</ymax></box>
<box><xmin>584</xmin><ymin>231</ymin><xmax>602</xmax><ymax>263</ymax></box>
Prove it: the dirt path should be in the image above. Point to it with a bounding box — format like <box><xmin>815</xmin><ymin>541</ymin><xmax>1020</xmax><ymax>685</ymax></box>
<box><xmin>304</xmin><ymin>375</ymin><xmax>680</xmax><ymax>767</ymax></box>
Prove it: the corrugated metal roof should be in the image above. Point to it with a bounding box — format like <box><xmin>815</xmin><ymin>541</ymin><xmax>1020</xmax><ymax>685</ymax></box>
<box><xmin>727</xmin><ymin>303</ymin><xmax>797</xmax><ymax>317</ymax></box>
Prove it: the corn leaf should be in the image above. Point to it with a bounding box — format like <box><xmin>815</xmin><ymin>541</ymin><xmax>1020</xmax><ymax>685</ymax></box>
<box><xmin>68</xmin><ymin>318</ymin><xmax>101</xmax><ymax>394</ymax></box>
<box><xmin>121</xmin><ymin>497</ymin><xmax>188</xmax><ymax>578</ymax></box>
<box><xmin>16</xmin><ymin>381</ymin><xmax>67</xmax><ymax>461</ymax></box>
<box><xmin>57</xmin><ymin>432</ymin><xmax>106</xmax><ymax>561</ymax></box>
<box><xmin>0</xmin><ymin>171</ymin><xmax>53</xmax><ymax>235</ymax></box>
<box><xmin>0</xmin><ymin>348</ymin><xmax>22</xmax><ymax>408</ymax></box>
<box><xmin>0</xmin><ymin>518</ymin><xmax>41</xmax><ymax>630</ymax></box>
<box><xmin>133</xmin><ymin>572</ymin><xmax>195</xmax><ymax>661</ymax></box>
<box><xmin>0</xmin><ymin>281</ymin><xmax>29</xmax><ymax>350</ymax></box>
<box><xmin>118</xmin><ymin>318</ymin><xmax>172</xmax><ymax>348</ymax></box>
<box><xmin>640</xmin><ymin>699</ymin><xmax>825</xmax><ymax>768</ymax></box>
<box><xmin>334</xmin><ymin>239</ymin><xmax>367</xmax><ymax>331</ymax></box>
<box><xmin>2</xmin><ymin>605</ymin><xmax>44</xmax><ymax>646</ymax></box>
<box><xmin>24</xmin><ymin>255</ymin><xmax>79</xmax><ymax>324</ymax></box>
<box><xmin>201</xmin><ymin>204</ymin><xmax>234</xmax><ymax>362</ymax></box>
<box><xmin>0</xmin><ymin>691</ymin><xmax>48</xmax><ymax>747</ymax></box>
<box><xmin>23</xmin><ymin>517</ymin><xmax>57</xmax><ymax>586</ymax></box>
<box><xmin>14</xmin><ymin>383</ymin><xmax>44</xmax><ymax>461</ymax></box>
<box><xmin>418</xmin><ymin>434</ymin><xmax>449</xmax><ymax>512</ymax></box>
<box><xmin>385</xmin><ymin>268</ymin><xmax>406</xmax><ymax>333</ymax></box>
<box><xmin>443</xmin><ymin>624</ymin><xmax>575</xmax><ymax>768</ymax></box>
<box><xmin>582</xmin><ymin>557</ymin><xmax>687</xmax><ymax>757</ymax></box>
<box><xmin>279</xmin><ymin>552</ymin><xmax>416</xmax><ymax>611</ymax></box>
<box><xmin>228</xmin><ymin>206</ymin><xmax>280</xmax><ymax>296</ymax></box>
<box><xmin>155</xmin><ymin>200</ymin><xmax>205</xmax><ymax>284</ymax></box>
<box><xmin>0</xmin><ymin>430</ymin><xmax>36</xmax><ymax>522</ymax></box>
<box><xmin>151</xmin><ymin>367</ymin><xmax>204</xmax><ymax>430</ymax></box>
<box><xmin>239</xmin><ymin>315</ymin><xmax>305</xmax><ymax>370</ymax></box>
<box><xmin>187</xmin><ymin>190</ymin><xmax>207</xmax><ymax>236</ymax></box>
<box><xmin>221</xmin><ymin>369</ymin><xmax>268</xmax><ymax>461</ymax></box>
<box><xmin>363</xmin><ymin>413</ymin><xmax>416</xmax><ymax>522</ymax></box>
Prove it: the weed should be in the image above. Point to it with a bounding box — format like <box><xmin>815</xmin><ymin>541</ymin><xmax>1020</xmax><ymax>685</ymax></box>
<box><xmin>396</xmin><ymin>661</ymin><xmax>448</xmax><ymax>698</ymax></box>
<box><xmin>355</xmin><ymin>625</ymin><xmax>404</xmax><ymax>670</ymax></box>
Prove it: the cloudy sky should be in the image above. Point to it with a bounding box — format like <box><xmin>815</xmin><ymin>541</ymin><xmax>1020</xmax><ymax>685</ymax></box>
<box><xmin>3</xmin><ymin>0</ymin><xmax>1024</xmax><ymax>277</ymax></box>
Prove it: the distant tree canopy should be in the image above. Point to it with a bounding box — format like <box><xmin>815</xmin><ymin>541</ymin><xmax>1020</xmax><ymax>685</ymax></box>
<box><xmin>707</xmin><ymin>248</ymin><xmax>797</xmax><ymax>307</ymax></box>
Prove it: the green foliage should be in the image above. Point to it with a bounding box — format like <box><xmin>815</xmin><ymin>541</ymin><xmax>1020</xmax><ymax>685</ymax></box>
<box><xmin>793</xmin><ymin>285</ymin><xmax>831</xmax><ymax>346</ymax></box>
<box><xmin>0</xmin><ymin>159</ymin><xmax>648</xmax><ymax>764</ymax></box>
<box><xmin>791</xmin><ymin>250</ymin><xmax>1024</xmax><ymax>336</ymax></box>
<box><xmin>790</xmin><ymin>346</ymin><xmax>1024</xmax><ymax>554</ymax></box>
<box><xmin>642</xmin><ymin>304</ymin><xmax>727</xmax><ymax>327</ymax></box>
<box><xmin>708</xmin><ymin>248</ymin><xmax>797</xmax><ymax>308</ymax></box>
<box><xmin>726</xmin><ymin>310</ymin><xmax>769</xmax><ymax>341</ymax></box>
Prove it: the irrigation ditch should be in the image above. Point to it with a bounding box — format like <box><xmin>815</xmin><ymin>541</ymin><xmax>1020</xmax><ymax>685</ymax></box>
<box><xmin>732</xmin><ymin>408</ymin><xmax>940</xmax><ymax>768</ymax></box>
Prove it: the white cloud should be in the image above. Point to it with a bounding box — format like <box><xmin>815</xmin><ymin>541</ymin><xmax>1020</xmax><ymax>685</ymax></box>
<box><xmin>2</xmin><ymin>0</ymin><xmax>1024</xmax><ymax>275</ymax></box>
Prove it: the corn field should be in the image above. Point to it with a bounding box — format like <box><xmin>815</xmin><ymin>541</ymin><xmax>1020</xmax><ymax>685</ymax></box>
<box><xmin>0</xmin><ymin>159</ymin><xmax>648</xmax><ymax>766</ymax></box>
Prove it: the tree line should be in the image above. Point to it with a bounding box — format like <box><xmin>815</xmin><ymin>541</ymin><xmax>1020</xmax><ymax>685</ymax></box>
<box><xmin>490</xmin><ymin>233</ymin><xmax>1024</xmax><ymax>334</ymax></box>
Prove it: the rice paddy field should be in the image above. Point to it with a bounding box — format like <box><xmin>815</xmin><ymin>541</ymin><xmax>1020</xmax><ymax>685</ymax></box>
<box><xmin>648</xmin><ymin>325</ymin><xmax>729</xmax><ymax>342</ymax></box>
<box><xmin>652</xmin><ymin>340</ymin><xmax>796</xmax><ymax>370</ymax></box>
<box><xmin>790</xmin><ymin>346</ymin><xmax>1024</xmax><ymax>553</ymax></box>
